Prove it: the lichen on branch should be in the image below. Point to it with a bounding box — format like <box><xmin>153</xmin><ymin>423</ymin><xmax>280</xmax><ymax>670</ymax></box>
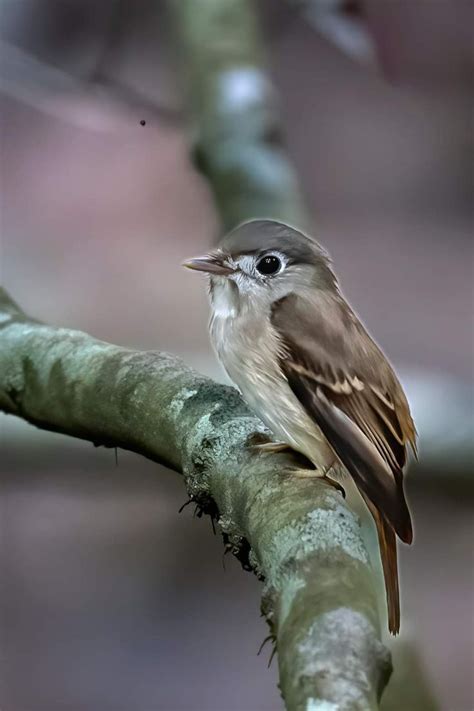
<box><xmin>0</xmin><ymin>287</ymin><xmax>391</xmax><ymax>710</ymax></box>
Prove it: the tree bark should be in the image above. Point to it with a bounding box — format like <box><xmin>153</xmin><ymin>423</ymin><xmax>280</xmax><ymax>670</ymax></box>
<box><xmin>0</xmin><ymin>287</ymin><xmax>391</xmax><ymax>710</ymax></box>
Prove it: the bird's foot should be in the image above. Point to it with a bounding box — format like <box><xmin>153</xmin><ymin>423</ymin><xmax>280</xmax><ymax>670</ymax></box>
<box><xmin>321</xmin><ymin>474</ymin><xmax>346</xmax><ymax>498</ymax></box>
<box><xmin>249</xmin><ymin>437</ymin><xmax>346</xmax><ymax>497</ymax></box>
<box><xmin>288</xmin><ymin>465</ymin><xmax>346</xmax><ymax>498</ymax></box>
<box><xmin>250</xmin><ymin>441</ymin><xmax>294</xmax><ymax>455</ymax></box>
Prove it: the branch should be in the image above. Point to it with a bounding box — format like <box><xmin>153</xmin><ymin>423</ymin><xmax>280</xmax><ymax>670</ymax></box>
<box><xmin>0</xmin><ymin>287</ymin><xmax>391</xmax><ymax>709</ymax></box>
<box><xmin>295</xmin><ymin>0</ymin><xmax>377</xmax><ymax>67</ymax></box>
<box><xmin>169</xmin><ymin>0</ymin><xmax>309</xmax><ymax>232</ymax></box>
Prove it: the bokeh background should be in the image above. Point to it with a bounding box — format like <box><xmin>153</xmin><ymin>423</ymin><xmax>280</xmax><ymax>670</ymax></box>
<box><xmin>1</xmin><ymin>1</ymin><xmax>472</xmax><ymax>710</ymax></box>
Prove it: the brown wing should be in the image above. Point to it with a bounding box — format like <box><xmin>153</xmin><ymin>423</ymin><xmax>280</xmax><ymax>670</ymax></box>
<box><xmin>271</xmin><ymin>291</ymin><xmax>417</xmax><ymax>544</ymax></box>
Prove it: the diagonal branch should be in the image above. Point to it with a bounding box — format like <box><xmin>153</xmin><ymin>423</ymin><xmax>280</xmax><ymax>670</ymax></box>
<box><xmin>169</xmin><ymin>0</ymin><xmax>310</xmax><ymax>232</ymax></box>
<box><xmin>0</xmin><ymin>287</ymin><xmax>391</xmax><ymax>710</ymax></box>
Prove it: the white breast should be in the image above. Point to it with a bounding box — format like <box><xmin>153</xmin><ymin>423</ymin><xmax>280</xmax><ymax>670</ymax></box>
<box><xmin>209</xmin><ymin>281</ymin><xmax>333</xmax><ymax>466</ymax></box>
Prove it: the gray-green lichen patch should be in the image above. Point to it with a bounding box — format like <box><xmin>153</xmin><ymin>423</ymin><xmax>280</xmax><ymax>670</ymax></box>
<box><xmin>149</xmin><ymin>352</ymin><xmax>198</xmax><ymax>383</ymax></box>
<box><xmin>217</xmin><ymin>513</ymin><xmax>237</xmax><ymax>536</ymax></box>
<box><xmin>181</xmin><ymin>407</ymin><xmax>221</xmax><ymax>496</ymax></box>
<box><xmin>306</xmin><ymin>700</ymin><xmax>339</xmax><ymax>711</ymax></box>
<box><xmin>209</xmin><ymin>416</ymin><xmax>269</xmax><ymax>464</ymax></box>
<box><xmin>169</xmin><ymin>387</ymin><xmax>198</xmax><ymax>419</ymax></box>
<box><xmin>248</xmin><ymin>547</ymin><xmax>263</xmax><ymax>577</ymax></box>
<box><xmin>184</xmin><ymin>408</ymin><xmax>268</xmax><ymax>498</ymax></box>
<box><xmin>278</xmin><ymin>572</ymin><xmax>306</xmax><ymax>627</ymax></box>
<box><xmin>187</xmin><ymin>409</ymin><xmax>214</xmax><ymax>449</ymax></box>
<box><xmin>0</xmin><ymin>353</ymin><xmax>23</xmax><ymax>391</ymax></box>
<box><xmin>296</xmin><ymin>608</ymin><xmax>386</xmax><ymax>711</ymax></box>
<box><xmin>304</xmin><ymin>506</ymin><xmax>368</xmax><ymax>564</ymax></box>
<box><xmin>22</xmin><ymin>326</ymin><xmax>115</xmax><ymax>385</ymax></box>
<box><xmin>4</xmin><ymin>322</ymin><xmax>37</xmax><ymax>338</ymax></box>
<box><xmin>263</xmin><ymin>500</ymin><xmax>369</xmax><ymax>592</ymax></box>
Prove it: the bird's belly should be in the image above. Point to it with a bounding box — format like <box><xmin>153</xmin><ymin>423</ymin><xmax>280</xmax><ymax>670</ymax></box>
<box><xmin>211</xmin><ymin>315</ymin><xmax>333</xmax><ymax>467</ymax></box>
<box><xmin>237</xmin><ymin>369</ymin><xmax>332</xmax><ymax>463</ymax></box>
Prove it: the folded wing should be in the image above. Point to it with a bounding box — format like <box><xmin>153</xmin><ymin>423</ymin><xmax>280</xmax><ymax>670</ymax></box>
<box><xmin>271</xmin><ymin>291</ymin><xmax>416</xmax><ymax>544</ymax></box>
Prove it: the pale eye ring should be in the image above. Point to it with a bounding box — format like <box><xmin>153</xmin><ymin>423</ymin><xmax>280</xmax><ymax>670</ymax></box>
<box><xmin>256</xmin><ymin>254</ymin><xmax>282</xmax><ymax>276</ymax></box>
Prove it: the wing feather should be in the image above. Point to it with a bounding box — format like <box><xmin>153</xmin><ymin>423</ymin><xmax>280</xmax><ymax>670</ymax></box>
<box><xmin>272</xmin><ymin>291</ymin><xmax>416</xmax><ymax>543</ymax></box>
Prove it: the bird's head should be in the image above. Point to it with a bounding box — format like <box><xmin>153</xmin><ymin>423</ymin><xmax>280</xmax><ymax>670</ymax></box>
<box><xmin>183</xmin><ymin>220</ymin><xmax>337</xmax><ymax>311</ymax></box>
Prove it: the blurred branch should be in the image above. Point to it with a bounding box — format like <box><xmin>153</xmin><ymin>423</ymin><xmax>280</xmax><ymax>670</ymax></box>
<box><xmin>294</xmin><ymin>0</ymin><xmax>377</xmax><ymax>66</ymax></box>
<box><xmin>402</xmin><ymin>372</ymin><xmax>473</xmax><ymax>489</ymax></box>
<box><xmin>0</xmin><ymin>286</ymin><xmax>391</xmax><ymax>710</ymax></box>
<box><xmin>169</xmin><ymin>0</ymin><xmax>309</xmax><ymax>232</ymax></box>
<box><xmin>0</xmin><ymin>40</ymin><xmax>81</xmax><ymax>112</ymax></box>
<box><xmin>0</xmin><ymin>39</ymin><xmax>181</xmax><ymax>129</ymax></box>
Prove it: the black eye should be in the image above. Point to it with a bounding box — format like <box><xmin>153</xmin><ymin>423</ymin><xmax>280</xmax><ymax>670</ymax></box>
<box><xmin>256</xmin><ymin>255</ymin><xmax>282</xmax><ymax>276</ymax></box>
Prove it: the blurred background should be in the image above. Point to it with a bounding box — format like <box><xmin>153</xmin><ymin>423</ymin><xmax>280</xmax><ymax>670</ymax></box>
<box><xmin>1</xmin><ymin>1</ymin><xmax>472</xmax><ymax>710</ymax></box>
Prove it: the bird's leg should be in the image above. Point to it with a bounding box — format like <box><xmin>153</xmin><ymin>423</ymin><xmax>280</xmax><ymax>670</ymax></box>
<box><xmin>250</xmin><ymin>437</ymin><xmax>345</xmax><ymax>497</ymax></box>
<box><xmin>288</xmin><ymin>462</ymin><xmax>346</xmax><ymax>498</ymax></box>
<box><xmin>319</xmin><ymin>473</ymin><xmax>346</xmax><ymax>498</ymax></box>
<box><xmin>250</xmin><ymin>441</ymin><xmax>294</xmax><ymax>454</ymax></box>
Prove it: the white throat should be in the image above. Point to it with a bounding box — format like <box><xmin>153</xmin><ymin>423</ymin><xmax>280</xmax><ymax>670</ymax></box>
<box><xmin>210</xmin><ymin>278</ymin><xmax>240</xmax><ymax>319</ymax></box>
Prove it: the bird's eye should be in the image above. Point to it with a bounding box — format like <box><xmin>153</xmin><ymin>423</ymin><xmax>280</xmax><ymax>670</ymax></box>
<box><xmin>256</xmin><ymin>254</ymin><xmax>282</xmax><ymax>276</ymax></box>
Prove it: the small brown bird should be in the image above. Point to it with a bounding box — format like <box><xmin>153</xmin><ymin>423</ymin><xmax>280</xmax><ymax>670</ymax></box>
<box><xmin>184</xmin><ymin>219</ymin><xmax>417</xmax><ymax>634</ymax></box>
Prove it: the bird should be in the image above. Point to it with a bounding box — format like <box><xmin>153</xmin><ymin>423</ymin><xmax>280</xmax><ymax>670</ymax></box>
<box><xmin>183</xmin><ymin>219</ymin><xmax>417</xmax><ymax>634</ymax></box>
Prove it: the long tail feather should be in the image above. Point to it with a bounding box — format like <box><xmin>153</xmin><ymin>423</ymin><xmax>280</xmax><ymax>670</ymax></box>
<box><xmin>283</xmin><ymin>368</ymin><xmax>410</xmax><ymax>632</ymax></box>
<box><xmin>367</xmin><ymin>500</ymin><xmax>400</xmax><ymax>634</ymax></box>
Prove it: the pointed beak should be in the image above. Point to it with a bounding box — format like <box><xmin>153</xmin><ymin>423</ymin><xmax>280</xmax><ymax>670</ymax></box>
<box><xmin>182</xmin><ymin>254</ymin><xmax>235</xmax><ymax>276</ymax></box>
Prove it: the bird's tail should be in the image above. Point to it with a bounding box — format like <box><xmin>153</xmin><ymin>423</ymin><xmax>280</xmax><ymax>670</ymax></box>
<box><xmin>367</xmin><ymin>500</ymin><xmax>400</xmax><ymax>635</ymax></box>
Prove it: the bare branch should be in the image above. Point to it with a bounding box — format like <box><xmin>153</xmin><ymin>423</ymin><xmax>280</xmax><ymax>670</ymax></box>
<box><xmin>295</xmin><ymin>0</ymin><xmax>377</xmax><ymax>66</ymax></box>
<box><xmin>0</xmin><ymin>287</ymin><xmax>391</xmax><ymax>710</ymax></box>
<box><xmin>169</xmin><ymin>0</ymin><xmax>309</xmax><ymax>232</ymax></box>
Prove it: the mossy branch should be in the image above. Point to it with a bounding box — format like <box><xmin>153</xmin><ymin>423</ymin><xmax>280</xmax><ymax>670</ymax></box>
<box><xmin>0</xmin><ymin>287</ymin><xmax>391</xmax><ymax>710</ymax></box>
<box><xmin>169</xmin><ymin>0</ymin><xmax>309</xmax><ymax>232</ymax></box>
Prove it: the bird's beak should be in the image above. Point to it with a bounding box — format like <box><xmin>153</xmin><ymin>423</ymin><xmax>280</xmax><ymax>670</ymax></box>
<box><xmin>182</xmin><ymin>254</ymin><xmax>235</xmax><ymax>276</ymax></box>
